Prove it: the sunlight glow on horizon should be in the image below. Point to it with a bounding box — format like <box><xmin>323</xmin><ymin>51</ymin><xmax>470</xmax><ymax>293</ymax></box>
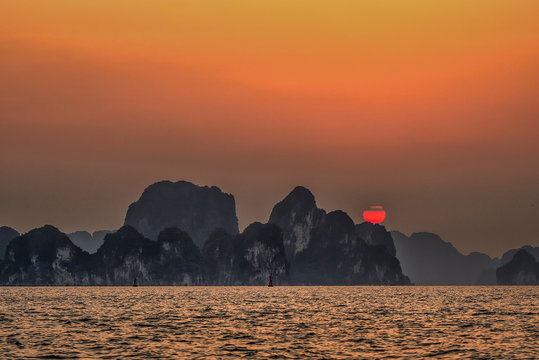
<box><xmin>1</xmin><ymin>0</ymin><xmax>538</xmax><ymax>256</ymax></box>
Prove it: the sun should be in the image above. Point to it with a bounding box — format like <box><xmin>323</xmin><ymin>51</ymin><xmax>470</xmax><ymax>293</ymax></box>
<box><xmin>363</xmin><ymin>206</ymin><xmax>386</xmax><ymax>224</ymax></box>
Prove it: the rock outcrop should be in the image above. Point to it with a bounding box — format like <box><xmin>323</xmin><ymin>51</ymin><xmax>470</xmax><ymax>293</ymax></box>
<box><xmin>268</xmin><ymin>186</ymin><xmax>326</xmax><ymax>260</ymax></box>
<box><xmin>0</xmin><ymin>223</ymin><xmax>284</xmax><ymax>286</ymax></box>
<box><xmin>356</xmin><ymin>222</ymin><xmax>396</xmax><ymax>257</ymax></box>
<box><xmin>474</xmin><ymin>245</ymin><xmax>539</xmax><ymax>284</ymax></box>
<box><xmin>1</xmin><ymin>225</ymin><xmax>91</xmax><ymax>285</ymax></box>
<box><xmin>92</xmin><ymin>225</ymin><xmax>204</xmax><ymax>285</ymax></box>
<box><xmin>0</xmin><ymin>226</ymin><xmax>19</xmax><ymax>261</ymax></box>
<box><xmin>203</xmin><ymin>223</ymin><xmax>289</xmax><ymax>285</ymax></box>
<box><xmin>391</xmin><ymin>231</ymin><xmax>496</xmax><ymax>285</ymax></box>
<box><xmin>496</xmin><ymin>249</ymin><xmax>539</xmax><ymax>285</ymax></box>
<box><xmin>269</xmin><ymin>187</ymin><xmax>409</xmax><ymax>285</ymax></box>
<box><xmin>124</xmin><ymin>180</ymin><xmax>239</xmax><ymax>247</ymax></box>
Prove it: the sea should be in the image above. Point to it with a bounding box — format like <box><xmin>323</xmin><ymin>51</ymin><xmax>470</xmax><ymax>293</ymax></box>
<box><xmin>0</xmin><ymin>286</ymin><xmax>537</xmax><ymax>359</ymax></box>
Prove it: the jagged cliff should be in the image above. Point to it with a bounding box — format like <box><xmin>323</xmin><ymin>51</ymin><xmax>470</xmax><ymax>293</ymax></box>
<box><xmin>496</xmin><ymin>249</ymin><xmax>539</xmax><ymax>285</ymax></box>
<box><xmin>390</xmin><ymin>231</ymin><xmax>496</xmax><ymax>285</ymax></box>
<box><xmin>91</xmin><ymin>226</ymin><xmax>204</xmax><ymax>285</ymax></box>
<box><xmin>124</xmin><ymin>180</ymin><xmax>239</xmax><ymax>247</ymax></box>
<box><xmin>1</xmin><ymin>225</ymin><xmax>91</xmax><ymax>285</ymax></box>
<box><xmin>203</xmin><ymin>222</ymin><xmax>288</xmax><ymax>285</ymax></box>
<box><xmin>269</xmin><ymin>186</ymin><xmax>409</xmax><ymax>285</ymax></box>
<box><xmin>268</xmin><ymin>186</ymin><xmax>326</xmax><ymax>260</ymax></box>
<box><xmin>356</xmin><ymin>222</ymin><xmax>396</xmax><ymax>257</ymax></box>
<box><xmin>0</xmin><ymin>225</ymin><xmax>204</xmax><ymax>285</ymax></box>
<box><xmin>0</xmin><ymin>224</ymin><xmax>286</xmax><ymax>286</ymax></box>
<box><xmin>1</xmin><ymin>182</ymin><xmax>417</xmax><ymax>286</ymax></box>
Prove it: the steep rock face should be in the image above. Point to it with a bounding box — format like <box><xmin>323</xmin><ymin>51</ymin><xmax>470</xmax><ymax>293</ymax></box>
<box><xmin>268</xmin><ymin>186</ymin><xmax>326</xmax><ymax>260</ymax></box>
<box><xmin>292</xmin><ymin>210</ymin><xmax>355</xmax><ymax>284</ymax></box>
<box><xmin>293</xmin><ymin>211</ymin><xmax>408</xmax><ymax>285</ymax></box>
<box><xmin>496</xmin><ymin>249</ymin><xmax>539</xmax><ymax>285</ymax></box>
<box><xmin>270</xmin><ymin>187</ymin><xmax>409</xmax><ymax>285</ymax></box>
<box><xmin>124</xmin><ymin>180</ymin><xmax>239</xmax><ymax>247</ymax></box>
<box><xmin>0</xmin><ymin>225</ymin><xmax>204</xmax><ymax>286</ymax></box>
<box><xmin>391</xmin><ymin>231</ymin><xmax>496</xmax><ymax>285</ymax></box>
<box><xmin>355</xmin><ymin>222</ymin><xmax>396</xmax><ymax>257</ymax></box>
<box><xmin>0</xmin><ymin>226</ymin><xmax>19</xmax><ymax>261</ymax></box>
<box><xmin>203</xmin><ymin>223</ymin><xmax>288</xmax><ymax>285</ymax></box>
<box><xmin>203</xmin><ymin>223</ymin><xmax>289</xmax><ymax>285</ymax></box>
<box><xmin>92</xmin><ymin>226</ymin><xmax>159</xmax><ymax>285</ymax></box>
<box><xmin>1</xmin><ymin>225</ymin><xmax>91</xmax><ymax>285</ymax></box>
<box><xmin>202</xmin><ymin>229</ymin><xmax>237</xmax><ymax>285</ymax></box>
<box><xmin>155</xmin><ymin>228</ymin><xmax>204</xmax><ymax>285</ymax></box>
<box><xmin>92</xmin><ymin>226</ymin><xmax>204</xmax><ymax>285</ymax></box>
<box><xmin>236</xmin><ymin>222</ymin><xmax>288</xmax><ymax>285</ymax></box>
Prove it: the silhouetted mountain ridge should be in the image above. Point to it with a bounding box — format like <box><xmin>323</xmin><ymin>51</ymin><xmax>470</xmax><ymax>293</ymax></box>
<box><xmin>391</xmin><ymin>231</ymin><xmax>538</xmax><ymax>285</ymax></box>
<box><xmin>269</xmin><ymin>187</ymin><xmax>409</xmax><ymax>285</ymax></box>
<box><xmin>390</xmin><ymin>231</ymin><xmax>496</xmax><ymax>285</ymax></box>
<box><xmin>496</xmin><ymin>249</ymin><xmax>539</xmax><ymax>285</ymax></box>
<box><xmin>124</xmin><ymin>180</ymin><xmax>239</xmax><ymax>247</ymax></box>
<box><xmin>2</xmin><ymin>180</ymin><xmax>534</xmax><ymax>286</ymax></box>
<box><xmin>0</xmin><ymin>223</ymin><xmax>287</xmax><ymax>286</ymax></box>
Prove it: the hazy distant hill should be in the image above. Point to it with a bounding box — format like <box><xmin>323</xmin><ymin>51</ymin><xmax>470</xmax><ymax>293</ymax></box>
<box><xmin>390</xmin><ymin>231</ymin><xmax>496</xmax><ymax>285</ymax></box>
<box><xmin>391</xmin><ymin>231</ymin><xmax>539</xmax><ymax>285</ymax></box>
<box><xmin>500</xmin><ymin>245</ymin><xmax>539</xmax><ymax>265</ymax></box>
<box><xmin>479</xmin><ymin>245</ymin><xmax>539</xmax><ymax>284</ymax></box>
<box><xmin>67</xmin><ymin>230</ymin><xmax>115</xmax><ymax>254</ymax></box>
<box><xmin>124</xmin><ymin>180</ymin><xmax>239</xmax><ymax>247</ymax></box>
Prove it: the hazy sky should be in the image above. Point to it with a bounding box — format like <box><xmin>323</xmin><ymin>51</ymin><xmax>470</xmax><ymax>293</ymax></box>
<box><xmin>1</xmin><ymin>1</ymin><xmax>538</xmax><ymax>257</ymax></box>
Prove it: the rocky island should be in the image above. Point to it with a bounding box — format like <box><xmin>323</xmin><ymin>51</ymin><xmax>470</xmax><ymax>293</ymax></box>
<box><xmin>0</xmin><ymin>181</ymin><xmax>409</xmax><ymax>286</ymax></box>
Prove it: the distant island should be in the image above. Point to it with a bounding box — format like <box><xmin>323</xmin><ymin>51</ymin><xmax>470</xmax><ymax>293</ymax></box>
<box><xmin>0</xmin><ymin>181</ymin><xmax>409</xmax><ymax>286</ymax></box>
<box><xmin>391</xmin><ymin>232</ymin><xmax>538</xmax><ymax>285</ymax></box>
<box><xmin>0</xmin><ymin>180</ymin><xmax>536</xmax><ymax>286</ymax></box>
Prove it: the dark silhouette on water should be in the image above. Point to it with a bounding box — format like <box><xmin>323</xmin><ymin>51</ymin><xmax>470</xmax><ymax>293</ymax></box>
<box><xmin>268</xmin><ymin>274</ymin><xmax>273</xmax><ymax>287</ymax></box>
<box><xmin>124</xmin><ymin>180</ymin><xmax>239</xmax><ymax>246</ymax></box>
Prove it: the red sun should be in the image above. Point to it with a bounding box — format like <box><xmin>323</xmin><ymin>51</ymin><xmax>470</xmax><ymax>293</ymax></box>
<box><xmin>363</xmin><ymin>206</ymin><xmax>386</xmax><ymax>224</ymax></box>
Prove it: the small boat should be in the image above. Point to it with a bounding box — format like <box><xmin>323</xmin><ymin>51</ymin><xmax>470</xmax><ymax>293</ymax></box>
<box><xmin>268</xmin><ymin>274</ymin><xmax>273</xmax><ymax>287</ymax></box>
<box><xmin>133</xmin><ymin>277</ymin><xmax>138</xmax><ymax>287</ymax></box>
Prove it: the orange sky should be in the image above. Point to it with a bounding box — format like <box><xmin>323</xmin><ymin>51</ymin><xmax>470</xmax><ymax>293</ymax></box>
<box><xmin>1</xmin><ymin>1</ymin><xmax>538</xmax><ymax>257</ymax></box>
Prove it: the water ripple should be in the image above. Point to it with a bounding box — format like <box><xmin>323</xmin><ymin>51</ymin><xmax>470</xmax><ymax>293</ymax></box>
<box><xmin>0</xmin><ymin>286</ymin><xmax>537</xmax><ymax>358</ymax></box>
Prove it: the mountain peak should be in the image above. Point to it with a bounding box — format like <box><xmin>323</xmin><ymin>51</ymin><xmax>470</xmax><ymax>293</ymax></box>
<box><xmin>281</xmin><ymin>186</ymin><xmax>316</xmax><ymax>207</ymax></box>
<box><xmin>124</xmin><ymin>180</ymin><xmax>239</xmax><ymax>246</ymax></box>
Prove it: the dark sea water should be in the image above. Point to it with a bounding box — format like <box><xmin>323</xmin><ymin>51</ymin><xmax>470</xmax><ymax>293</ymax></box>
<box><xmin>0</xmin><ymin>286</ymin><xmax>537</xmax><ymax>359</ymax></box>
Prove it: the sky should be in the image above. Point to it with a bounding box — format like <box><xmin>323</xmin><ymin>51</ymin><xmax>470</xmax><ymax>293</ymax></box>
<box><xmin>1</xmin><ymin>1</ymin><xmax>538</xmax><ymax>258</ymax></box>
